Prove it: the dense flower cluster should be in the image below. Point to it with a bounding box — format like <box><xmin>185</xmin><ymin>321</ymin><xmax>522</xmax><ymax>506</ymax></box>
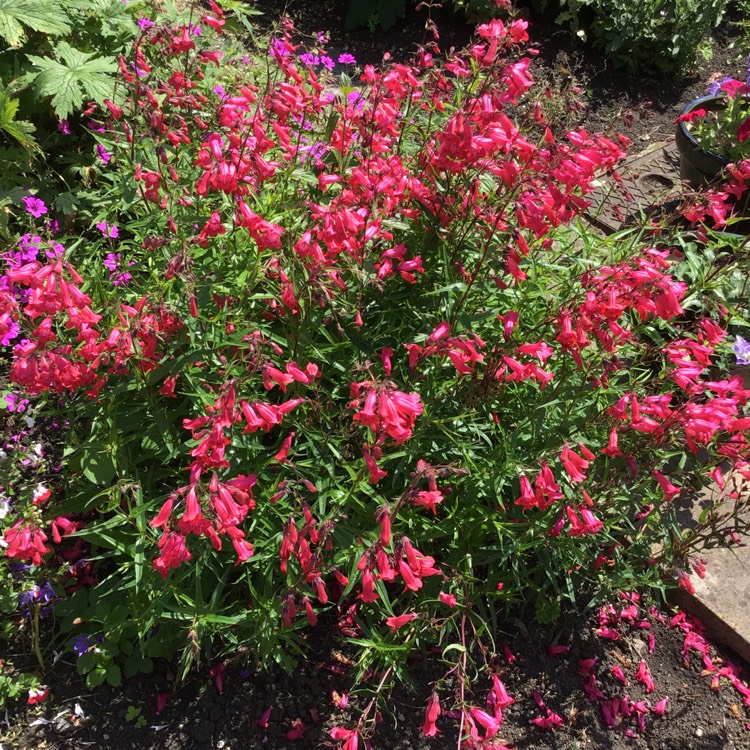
<box><xmin>1</xmin><ymin>2</ymin><xmax>749</xmax><ymax>744</ymax></box>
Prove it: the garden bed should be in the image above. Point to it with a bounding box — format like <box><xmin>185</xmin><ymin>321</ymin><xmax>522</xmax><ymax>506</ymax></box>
<box><xmin>5</xmin><ymin>605</ymin><xmax>750</xmax><ymax>750</ymax></box>
<box><xmin>2</xmin><ymin>2</ymin><xmax>750</xmax><ymax>750</ymax></box>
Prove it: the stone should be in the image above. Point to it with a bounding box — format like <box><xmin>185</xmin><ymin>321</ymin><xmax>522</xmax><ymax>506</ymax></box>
<box><xmin>585</xmin><ymin>139</ymin><xmax>681</xmax><ymax>234</ymax></box>
<box><xmin>669</xmin><ymin>474</ymin><xmax>750</xmax><ymax>663</ymax></box>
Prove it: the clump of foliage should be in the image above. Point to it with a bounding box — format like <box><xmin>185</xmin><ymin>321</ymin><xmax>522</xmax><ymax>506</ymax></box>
<box><xmin>530</xmin><ymin>0</ymin><xmax>728</xmax><ymax>73</ymax></box>
<box><xmin>0</xmin><ymin>0</ymin><xmax>139</xmax><ymax>237</ymax></box>
<box><xmin>345</xmin><ymin>0</ymin><xmax>406</xmax><ymax>31</ymax></box>
<box><xmin>2</xmin><ymin>2</ymin><xmax>750</xmax><ymax>747</ymax></box>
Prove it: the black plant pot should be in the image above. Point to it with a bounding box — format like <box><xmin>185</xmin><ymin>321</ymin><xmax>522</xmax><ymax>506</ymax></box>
<box><xmin>674</xmin><ymin>95</ymin><xmax>730</xmax><ymax>189</ymax></box>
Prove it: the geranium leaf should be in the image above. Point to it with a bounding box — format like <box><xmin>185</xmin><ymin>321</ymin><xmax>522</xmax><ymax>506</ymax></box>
<box><xmin>0</xmin><ymin>0</ymin><xmax>70</xmax><ymax>47</ymax></box>
<box><xmin>27</xmin><ymin>41</ymin><xmax>117</xmax><ymax>119</ymax></box>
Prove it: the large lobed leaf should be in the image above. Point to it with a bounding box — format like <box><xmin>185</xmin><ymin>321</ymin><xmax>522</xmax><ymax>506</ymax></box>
<box><xmin>27</xmin><ymin>41</ymin><xmax>117</xmax><ymax>119</ymax></box>
<box><xmin>0</xmin><ymin>0</ymin><xmax>71</xmax><ymax>47</ymax></box>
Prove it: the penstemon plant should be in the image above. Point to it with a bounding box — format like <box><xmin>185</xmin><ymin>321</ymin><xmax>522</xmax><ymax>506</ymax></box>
<box><xmin>2</xmin><ymin>1</ymin><xmax>750</xmax><ymax>745</ymax></box>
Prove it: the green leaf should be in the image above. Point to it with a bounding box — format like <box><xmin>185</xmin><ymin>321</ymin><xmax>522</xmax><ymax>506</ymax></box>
<box><xmin>55</xmin><ymin>191</ymin><xmax>78</xmax><ymax>215</ymax></box>
<box><xmin>105</xmin><ymin>664</ymin><xmax>122</xmax><ymax>687</ymax></box>
<box><xmin>27</xmin><ymin>41</ymin><xmax>117</xmax><ymax>119</ymax></box>
<box><xmin>377</xmin><ymin>0</ymin><xmax>405</xmax><ymax>30</ymax></box>
<box><xmin>345</xmin><ymin>0</ymin><xmax>375</xmax><ymax>30</ymax></box>
<box><xmin>80</xmin><ymin>444</ymin><xmax>116</xmax><ymax>485</ymax></box>
<box><xmin>0</xmin><ymin>84</ymin><xmax>36</xmax><ymax>151</ymax></box>
<box><xmin>0</xmin><ymin>0</ymin><xmax>70</xmax><ymax>47</ymax></box>
<box><xmin>87</xmin><ymin>667</ymin><xmax>106</xmax><ymax>687</ymax></box>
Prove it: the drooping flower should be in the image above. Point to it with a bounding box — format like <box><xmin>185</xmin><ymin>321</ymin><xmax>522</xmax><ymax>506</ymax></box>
<box><xmin>385</xmin><ymin>612</ymin><xmax>418</xmax><ymax>633</ymax></box>
<box><xmin>421</xmin><ymin>692</ymin><xmax>441</xmax><ymax>736</ymax></box>
<box><xmin>439</xmin><ymin>591</ymin><xmax>457</xmax><ymax>607</ymax></box>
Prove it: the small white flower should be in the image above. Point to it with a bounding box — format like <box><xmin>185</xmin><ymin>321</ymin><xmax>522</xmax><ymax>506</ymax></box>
<box><xmin>24</xmin><ymin>415</ymin><xmax>35</xmax><ymax>428</ymax></box>
<box><xmin>0</xmin><ymin>499</ymin><xmax>9</xmax><ymax>519</ymax></box>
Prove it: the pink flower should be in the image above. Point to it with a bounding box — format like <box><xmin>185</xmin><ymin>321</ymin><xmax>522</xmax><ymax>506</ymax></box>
<box><xmin>283</xmin><ymin>719</ymin><xmax>306</xmax><ymax>740</ymax></box>
<box><xmin>256</xmin><ymin>706</ymin><xmax>272</xmax><ymax>728</ymax></box>
<box><xmin>96</xmin><ymin>144</ymin><xmax>111</xmax><ymax>165</ymax></box>
<box><xmin>58</xmin><ymin>119</ymin><xmax>71</xmax><ymax>135</ymax></box>
<box><xmin>330</xmin><ymin>727</ymin><xmax>358</xmax><ymax>750</ymax></box>
<box><xmin>490</xmin><ymin>675</ymin><xmax>515</xmax><ymax>710</ymax></box>
<box><xmin>677</xmin><ymin>571</ymin><xmax>695</xmax><ymax>594</ymax></box>
<box><xmin>156</xmin><ymin>691</ymin><xmax>170</xmax><ymax>714</ymax></box>
<box><xmin>611</xmin><ymin>665</ymin><xmax>628</xmax><ymax>685</ymax></box>
<box><xmin>674</xmin><ymin>109</ymin><xmax>706</xmax><ymax>123</ymax></box>
<box><xmin>439</xmin><ymin>591</ymin><xmax>457</xmax><ymax>607</ymax></box>
<box><xmin>421</xmin><ymin>692</ymin><xmax>441</xmax><ymax>736</ymax></box>
<box><xmin>95</xmin><ymin>221</ymin><xmax>119</xmax><ymax>238</ymax></box>
<box><xmin>385</xmin><ymin>612</ymin><xmax>418</xmax><ymax>633</ymax></box>
<box><xmin>653</xmin><ymin>470</ymin><xmax>681</xmax><ymax>501</ymax></box>
<box><xmin>23</xmin><ymin>196</ymin><xmax>47</xmax><ymax>218</ymax></box>
<box><xmin>635</xmin><ymin>659</ymin><xmax>655</xmax><ymax>693</ymax></box>
<box><xmin>412</xmin><ymin>490</ymin><xmax>443</xmax><ymax>514</ymax></box>
<box><xmin>28</xmin><ymin>687</ymin><xmax>49</xmax><ymax>704</ymax></box>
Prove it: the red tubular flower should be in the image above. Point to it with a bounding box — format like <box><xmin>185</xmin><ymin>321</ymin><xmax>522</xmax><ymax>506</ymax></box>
<box><xmin>153</xmin><ymin>531</ymin><xmax>192</xmax><ymax>578</ymax></box>
<box><xmin>5</xmin><ymin>521</ymin><xmax>50</xmax><ymax>565</ymax></box>
<box><xmin>385</xmin><ymin>612</ymin><xmax>418</xmax><ymax>633</ymax></box>
<box><xmin>653</xmin><ymin>470</ymin><xmax>681</xmax><ymax>501</ymax></box>
<box><xmin>421</xmin><ymin>692</ymin><xmax>441</xmax><ymax>736</ymax></box>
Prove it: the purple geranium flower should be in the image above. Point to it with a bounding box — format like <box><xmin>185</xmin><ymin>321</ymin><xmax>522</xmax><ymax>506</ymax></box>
<box><xmin>5</xmin><ymin>393</ymin><xmax>29</xmax><ymax>413</ymax></box>
<box><xmin>96</xmin><ymin>144</ymin><xmax>111</xmax><ymax>165</ymax></box>
<box><xmin>733</xmin><ymin>335</ymin><xmax>750</xmax><ymax>365</ymax></box>
<box><xmin>137</xmin><ymin>17</ymin><xmax>154</xmax><ymax>30</ymax></box>
<box><xmin>1</xmin><ymin>320</ymin><xmax>20</xmax><ymax>346</ymax></box>
<box><xmin>58</xmin><ymin>120</ymin><xmax>71</xmax><ymax>135</ymax></box>
<box><xmin>338</xmin><ymin>53</ymin><xmax>356</xmax><ymax>65</ymax></box>
<box><xmin>96</xmin><ymin>221</ymin><xmax>119</xmax><ymax>238</ymax></box>
<box><xmin>23</xmin><ymin>196</ymin><xmax>47</xmax><ymax>218</ymax></box>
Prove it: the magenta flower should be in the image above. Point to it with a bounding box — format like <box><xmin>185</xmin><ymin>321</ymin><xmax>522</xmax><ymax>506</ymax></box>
<box><xmin>137</xmin><ymin>17</ymin><xmax>154</xmax><ymax>30</ymax></box>
<box><xmin>104</xmin><ymin>252</ymin><xmax>134</xmax><ymax>286</ymax></box>
<box><xmin>23</xmin><ymin>196</ymin><xmax>47</xmax><ymax>218</ymax></box>
<box><xmin>96</xmin><ymin>221</ymin><xmax>119</xmax><ymax>238</ymax></box>
<box><xmin>320</xmin><ymin>55</ymin><xmax>335</xmax><ymax>70</ymax></box>
<box><xmin>58</xmin><ymin>120</ymin><xmax>71</xmax><ymax>135</ymax></box>
<box><xmin>338</xmin><ymin>53</ymin><xmax>356</xmax><ymax>65</ymax></box>
<box><xmin>1</xmin><ymin>319</ymin><xmax>20</xmax><ymax>346</ymax></box>
<box><xmin>96</xmin><ymin>144</ymin><xmax>111</xmax><ymax>165</ymax></box>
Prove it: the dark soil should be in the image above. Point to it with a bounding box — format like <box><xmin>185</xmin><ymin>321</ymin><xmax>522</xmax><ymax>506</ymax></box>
<box><xmin>4</xmin><ymin>605</ymin><xmax>750</xmax><ymax>749</ymax></box>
